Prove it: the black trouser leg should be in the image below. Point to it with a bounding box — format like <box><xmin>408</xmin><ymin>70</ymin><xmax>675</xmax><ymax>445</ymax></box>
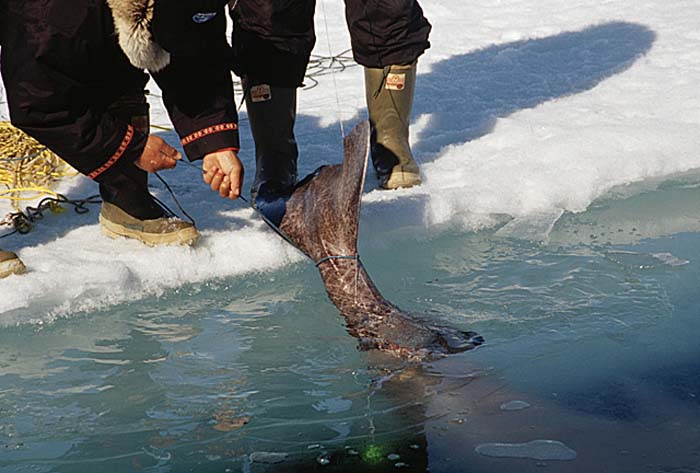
<box><xmin>344</xmin><ymin>0</ymin><xmax>431</xmax><ymax>68</ymax></box>
<box><xmin>99</xmin><ymin>91</ymin><xmax>164</xmax><ymax>220</ymax></box>
<box><xmin>229</xmin><ymin>0</ymin><xmax>316</xmax><ymax>88</ymax></box>
<box><xmin>229</xmin><ymin>17</ymin><xmax>311</xmax><ymax>202</ymax></box>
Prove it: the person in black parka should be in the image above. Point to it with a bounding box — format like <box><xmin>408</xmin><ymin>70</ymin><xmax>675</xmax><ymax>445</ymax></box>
<box><xmin>229</xmin><ymin>0</ymin><xmax>431</xmax><ymax>205</ymax></box>
<box><xmin>0</xmin><ymin>0</ymin><xmax>245</xmax><ymax>277</ymax></box>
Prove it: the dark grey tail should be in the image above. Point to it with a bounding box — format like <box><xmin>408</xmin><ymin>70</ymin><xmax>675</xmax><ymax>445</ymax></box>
<box><xmin>277</xmin><ymin>121</ymin><xmax>369</xmax><ymax>262</ymax></box>
<box><xmin>271</xmin><ymin>121</ymin><xmax>483</xmax><ymax>359</ymax></box>
<box><xmin>336</xmin><ymin>120</ymin><xmax>370</xmax><ymax>243</ymax></box>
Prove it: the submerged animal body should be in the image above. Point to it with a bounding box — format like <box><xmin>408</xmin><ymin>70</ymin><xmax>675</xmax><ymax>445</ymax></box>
<box><xmin>261</xmin><ymin>121</ymin><xmax>483</xmax><ymax>359</ymax></box>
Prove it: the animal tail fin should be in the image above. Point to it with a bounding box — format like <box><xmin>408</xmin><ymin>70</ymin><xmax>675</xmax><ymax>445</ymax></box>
<box><xmin>277</xmin><ymin>121</ymin><xmax>369</xmax><ymax>261</ymax></box>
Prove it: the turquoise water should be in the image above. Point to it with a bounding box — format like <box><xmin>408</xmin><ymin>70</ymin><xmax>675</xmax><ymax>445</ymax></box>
<box><xmin>2</xmin><ymin>182</ymin><xmax>700</xmax><ymax>472</ymax></box>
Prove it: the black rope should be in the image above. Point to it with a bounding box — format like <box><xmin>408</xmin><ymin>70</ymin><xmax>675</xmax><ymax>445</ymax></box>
<box><xmin>0</xmin><ymin>228</ymin><xmax>17</xmax><ymax>239</ymax></box>
<box><xmin>152</xmin><ymin>171</ymin><xmax>196</xmax><ymax>226</ymax></box>
<box><xmin>0</xmin><ymin>165</ymin><xmax>199</xmax><ymax>240</ymax></box>
<box><xmin>0</xmin><ymin>194</ymin><xmax>101</xmax><ymax>239</ymax></box>
<box><xmin>0</xmin><ymin>173</ymin><xmax>197</xmax><ymax>240</ymax></box>
<box><xmin>0</xmin><ymin>148</ymin><xmax>49</xmax><ymax>162</ymax></box>
<box><xmin>303</xmin><ymin>49</ymin><xmax>357</xmax><ymax>90</ymax></box>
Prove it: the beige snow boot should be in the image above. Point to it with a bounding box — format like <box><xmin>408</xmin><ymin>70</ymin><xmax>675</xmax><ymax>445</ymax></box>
<box><xmin>99</xmin><ymin>202</ymin><xmax>200</xmax><ymax>247</ymax></box>
<box><xmin>99</xmin><ymin>91</ymin><xmax>200</xmax><ymax>247</ymax></box>
<box><xmin>365</xmin><ymin>63</ymin><xmax>421</xmax><ymax>190</ymax></box>
<box><xmin>0</xmin><ymin>249</ymin><xmax>26</xmax><ymax>279</ymax></box>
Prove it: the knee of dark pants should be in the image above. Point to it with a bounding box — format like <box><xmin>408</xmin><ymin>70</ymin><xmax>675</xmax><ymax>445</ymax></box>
<box><xmin>231</xmin><ymin>27</ymin><xmax>312</xmax><ymax>87</ymax></box>
<box><xmin>107</xmin><ymin>92</ymin><xmax>150</xmax><ymax>134</ymax></box>
<box><xmin>345</xmin><ymin>0</ymin><xmax>430</xmax><ymax>67</ymax></box>
<box><xmin>346</xmin><ymin>0</ymin><xmax>416</xmax><ymax>26</ymax></box>
<box><xmin>373</xmin><ymin>0</ymin><xmax>415</xmax><ymax>17</ymax></box>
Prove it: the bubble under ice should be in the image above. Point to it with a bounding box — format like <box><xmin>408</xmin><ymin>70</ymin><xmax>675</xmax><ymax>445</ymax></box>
<box><xmin>475</xmin><ymin>440</ymin><xmax>577</xmax><ymax>461</ymax></box>
<box><xmin>500</xmin><ymin>400</ymin><xmax>531</xmax><ymax>411</ymax></box>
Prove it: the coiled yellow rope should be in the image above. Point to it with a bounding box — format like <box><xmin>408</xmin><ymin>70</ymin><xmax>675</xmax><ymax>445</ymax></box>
<box><xmin>0</xmin><ymin>121</ymin><xmax>77</xmax><ymax>210</ymax></box>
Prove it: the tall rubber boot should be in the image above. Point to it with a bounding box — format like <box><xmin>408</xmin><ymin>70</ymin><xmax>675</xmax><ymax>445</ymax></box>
<box><xmin>0</xmin><ymin>249</ymin><xmax>25</xmax><ymax>279</ymax></box>
<box><xmin>245</xmin><ymin>82</ymin><xmax>299</xmax><ymax>205</ymax></box>
<box><xmin>365</xmin><ymin>63</ymin><xmax>421</xmax><ymax>190</ymax></box>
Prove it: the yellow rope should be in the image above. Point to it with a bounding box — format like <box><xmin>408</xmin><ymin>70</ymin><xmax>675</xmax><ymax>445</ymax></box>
<box><xmin>0</xmin><ymin>121</ymin><xmax>77</xmax><ymax>210</ymax></box>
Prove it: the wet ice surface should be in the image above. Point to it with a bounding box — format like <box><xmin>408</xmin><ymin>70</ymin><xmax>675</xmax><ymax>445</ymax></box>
<box><xmin>2</xmin><ymin>184</ymin><xmax>700</xmax><ymax>472</ymax></box>
<box><xmin>2</xmin><ymin>0</ymin><xmax>700</xmax><ymax>320</ymax></box>
<box><xmin>475</xmin><ymin>440</ymin><xmax>577</xmax><ymax>461</ymax></box>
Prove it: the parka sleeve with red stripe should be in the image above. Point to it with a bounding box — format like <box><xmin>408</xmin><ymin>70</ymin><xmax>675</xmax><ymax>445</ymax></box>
<box><xmin>148</xmin><ymin>0</ymin><xmax>240</xmax><ymax>161</ymax></box>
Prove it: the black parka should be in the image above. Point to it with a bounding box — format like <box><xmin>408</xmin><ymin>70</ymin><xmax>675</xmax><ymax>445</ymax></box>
<box><xmin>0</xmin><ymin>0</ymin><xmax>239</xmax><ymax>184</ymax></box>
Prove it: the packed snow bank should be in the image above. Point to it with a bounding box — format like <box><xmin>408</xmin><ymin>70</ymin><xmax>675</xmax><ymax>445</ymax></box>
<box><xmin>0</xmin><ymin>205</ymin><xmax>304</xmax><ymax>324</ymax></box>
<box><xmin>1</xmin><ymin>0</ymin><xmax>700</xmax><ymax>322</ymax></box>
<box><xmin>364</xmin><ymin>19</ymin><xmax>700</xmax><ymax>234</ymax></box>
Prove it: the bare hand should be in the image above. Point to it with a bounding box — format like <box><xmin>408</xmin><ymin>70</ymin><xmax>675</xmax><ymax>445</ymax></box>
<box><xmin>202</xmin><ymin>149</ymin><xmax>244</xmax><ymax>200</ymax></box>
<box><xmin>135</xmin><ymin>135</ymin><xmax>181</xmax><ymax>173</ymax></box>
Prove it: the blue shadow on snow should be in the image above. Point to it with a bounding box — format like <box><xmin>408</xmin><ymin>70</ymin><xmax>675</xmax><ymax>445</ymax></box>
<box><xmin>410</xmin><ymin>21</ymin><xmax>656</xmax><ymax>160</ymax></box>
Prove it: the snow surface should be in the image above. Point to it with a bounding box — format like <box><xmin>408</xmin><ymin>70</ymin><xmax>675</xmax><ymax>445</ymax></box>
<box><xmin>1</xmin><ymin>0</ymin><xmax>699</xmax><ymax>322</ymax></box>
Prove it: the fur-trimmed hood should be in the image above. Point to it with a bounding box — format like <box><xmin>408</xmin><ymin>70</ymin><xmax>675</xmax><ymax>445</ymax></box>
<box><xmin>107</xmin><ymin>0</ymin><xmax>170</xmax><ymax>71</ymax></box>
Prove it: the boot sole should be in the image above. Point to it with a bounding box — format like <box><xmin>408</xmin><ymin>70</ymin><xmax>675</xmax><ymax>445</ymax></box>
<box><xmin>381</xmin><ymin>171</ymin><xmax>422</xmax><ymax>190</ymax></box>
<box><xmin>99</xmin><ymin>215</ymin><xmax>201</xmax><ymax>247</ymax></box>
<box><xmin>0</xmin><ymin>258</ymin><xmax>26</xmax><ymax>279</ymax></box>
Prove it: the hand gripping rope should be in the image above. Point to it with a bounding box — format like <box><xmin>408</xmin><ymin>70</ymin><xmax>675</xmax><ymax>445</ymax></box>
<box><xmin>178</xmin><ymin>159</ymin><xmax>359</xmax><ymax>268</ymax></box>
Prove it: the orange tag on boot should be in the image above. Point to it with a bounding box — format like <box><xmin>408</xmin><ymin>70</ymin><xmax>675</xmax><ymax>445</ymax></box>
<box><xmin>250</xmin><ymin>84</ymin><xmax>272</xmax><ymax>103</ymax></box>
<box><xmin>385</xmin><ymin>73</ymin><xmax>406</xmax><ymax>91</ymax></box>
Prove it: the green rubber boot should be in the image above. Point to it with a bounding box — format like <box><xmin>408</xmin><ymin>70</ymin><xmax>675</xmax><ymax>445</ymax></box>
<box><xmin>0</xmin><ymin>249</ymin><xmax>26</xmax><ymax>279</ymax></box>
<box><xmin>365</xmin><ymin>63</ymin><xmax>421</xmax><ymax>190</ymax></box>
<box><xmin>245</xmin><ymin>82</ymin><xmax>298</xmax><ymax>204</ymax></box>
